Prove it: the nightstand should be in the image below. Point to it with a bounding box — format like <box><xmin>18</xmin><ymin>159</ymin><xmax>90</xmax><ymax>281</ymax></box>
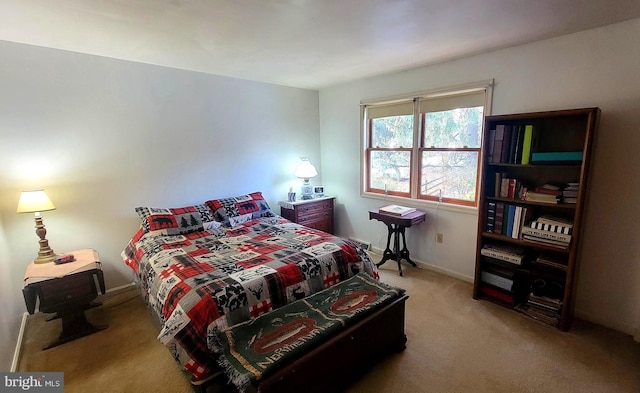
<box><xmin>279</xmin><ymin>196</ymin><xmax>335</xmax><ymax>234</ymax></box>
<box><xmin>23</xmin><ymin>248</ymin><xmax>107</xmax><ymax>350</ymax></box>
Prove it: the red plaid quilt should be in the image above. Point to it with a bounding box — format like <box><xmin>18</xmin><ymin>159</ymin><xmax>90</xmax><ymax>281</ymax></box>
<box><xmin>121</xmin><ymin>216</ymin><xmax>378</xmax><ymax>381</ymax></box>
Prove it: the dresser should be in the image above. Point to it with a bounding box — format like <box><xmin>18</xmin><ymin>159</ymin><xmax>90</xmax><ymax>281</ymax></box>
<box><xmin>279</xmin><ymin>196</ymin><xmax>335</xmax><ymax>234</ymax></box>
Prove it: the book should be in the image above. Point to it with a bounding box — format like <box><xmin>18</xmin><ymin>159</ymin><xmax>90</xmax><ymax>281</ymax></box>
<box><xmin>511</xmin><ymin>205</ymin><xmax>523</xmax><ymax>239</ymax></box>
<box><xmin>524</xmin><ymin>191</ymin><xmax>559</xmax><ymax>204</ymax></box>
<box><xmin>505</xmin><ymin>204</ymin><xmax>516</xmax><ymax>237</ymax></box>
<box><xmin>534</xmin><ymin>253</ymin><xmax>568</xmax><ymax>270</ymax></box>
<box><xmin>487</xmin><ymin>129</ymin><xmax>496</xmax><ymax>163</ymax></box>
<box><xmin>521</xmin><ymin>226</ymin><xmax>572</xmax><ymax>243</ymax></box>
<box><xmin>480</xmin><ymin>271</ymin><xmax>513</xmax><ymax>291</ymax></box>
<box><xmin>500</xmin><ymin>177</ymin><xmax>510</xmax><ymax>198</ymax></box>
<box><xmin>494</xmin><ymin>172</ymin><xmax>504</xmax><ymax>197</ymax></box>
<box><xmin>379</xmin><ymin>205</ymin><xmax>416</xmax><ymax>216</ymax></box>
<box><xmin>482</xmin><ymin>255</ymin><xmax>520</xmax><ymax>272</ymax></box>
<box><xmin>535</xmin><ymin>215</ymin><xmax>574</xmax><ymax>233</ymax></box>
<box><xmin>530</xmin><ymin>221</ymin><xmax>572</xmax><ymax>235</ymax></box>
<box><xmin>536</xmin><ymin>215</ymin><xmax>573</xmax><ymax>226</ymax></box>
<box><xmin>520</xmin><ymin>125</ymin><xmax>534</xmax><ymax>164</ymax></box>
<box><xmin>533</xmin><ymin>186</ymin><xmax>562</xmax><ymax>196</ymax></box>
<box><xmin>486</xmin><ymin>202</ymin><xmax>496</xmax><ymax>233</ymax></box>
<box><xmin>501</xmin><ymin>125</ymin><xmax>513</xmax><ymax>163</ymax></box>
<box><xmin>479</xmin><ymin>285</ymin><xmax>514</xmax><ymax>304</ymax></box>
<box><xmin>507</xmin><ymin>178</ymin><xmax>518</xmax><ymax>199</ymax></box>
<box><xmin>492</xmin><ymin>125</ymin><xmax>505</xmax><ymax>163</ymax></box>
<box><xmin>522</xmin><ymin>235</ymin><xmax>570</xmax><ymax>248</ymax></box>
<box><xmin>514</xmin><ymin>125</ymin><xmax>525</xmax><ymax>163</ymax></box>
<box><xmin>494</xmin><ymin>202</ymin><xmax>505</xmax><ymax>235</ymax></box>
<box><xmin>481</xmin><ymin>244</ymin><xmax>525</xmax><ymax>265</ymax></box>
<box><xmin>531</xmin><ymin>151</ymin><xmax>583</xmax><ymax>163</ymax></box>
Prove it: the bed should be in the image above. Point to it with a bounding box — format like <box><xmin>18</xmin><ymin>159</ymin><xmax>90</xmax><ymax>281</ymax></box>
<box><xmin>121</xmin><ymin>191</ymin><xmax>394</xmax><ymax>388</ymax></box>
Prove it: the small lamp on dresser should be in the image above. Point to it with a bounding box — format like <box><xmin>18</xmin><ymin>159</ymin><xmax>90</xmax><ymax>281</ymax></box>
<box><xmin>294</xmin><ymin>157</ymin><xmax>318</xmax><ymax>200</ymax></box>
<box><xmin>17</xmin><ymin>189</ymin><xmax>57</xmax><ymax>264</ymax></box>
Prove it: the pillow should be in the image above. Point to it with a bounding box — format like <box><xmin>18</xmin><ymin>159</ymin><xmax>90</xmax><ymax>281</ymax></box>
<box><xmin>205</xmin><ymin>191</ymin><xmax>274</xmax><ymax>227</ymax></box>
<box><xmin>135</xmin><ymin>203</ymin><xmax>215</xmax><ymax>236</ymax></box>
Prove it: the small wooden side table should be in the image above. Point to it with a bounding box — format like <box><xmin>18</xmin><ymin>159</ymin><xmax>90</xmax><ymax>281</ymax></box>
<box><xmin>23</xmin><ymin>248</ymin><xmax>107</xmax><ymax>350</ymax></box>
<box><xmin>369</xmin><ymin>209</ymin><xmax>426</xmax><ymax>276</ymax></box>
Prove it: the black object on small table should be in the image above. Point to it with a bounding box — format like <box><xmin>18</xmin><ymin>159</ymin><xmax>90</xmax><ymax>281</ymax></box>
<box><xmin>369</xmin><ymin>209</ymin><xmax>426</xmax><ymax>276</ymax></box>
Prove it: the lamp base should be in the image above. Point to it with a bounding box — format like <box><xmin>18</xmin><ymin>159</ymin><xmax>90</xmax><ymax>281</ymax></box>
<box><xmin>33</xmin><ymin>216</ymin><xmax>56</xmax><ymax>264</ymax></box>
<box><xmin>34</xmin><ymin>252</ymin><xmax>56</xmax><ymax>264</ymax></box>
<box><xmin>301</xmin><ymin>184</ymin><xmax>314</xmax><ymax>200</ymax></box>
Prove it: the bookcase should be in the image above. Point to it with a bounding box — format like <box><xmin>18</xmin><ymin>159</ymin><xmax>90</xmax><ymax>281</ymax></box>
<box><xmin>473</xmin><ymin>107</ymin><xmax>599</xmax><ymax>331</ymax></box>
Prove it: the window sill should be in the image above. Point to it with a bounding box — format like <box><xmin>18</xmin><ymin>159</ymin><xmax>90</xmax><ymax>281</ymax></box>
<box><xmin>361</xmin><ymin>191</ymin><xmax>478</xmax><ymax>216</ymax></box>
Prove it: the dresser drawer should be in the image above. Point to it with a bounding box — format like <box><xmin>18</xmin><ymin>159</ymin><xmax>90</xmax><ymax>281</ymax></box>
<box><xmin>36</xmin><ymin>271</ymin><xmax>99</xmax><ymax>312</ymax></box>
<box><xmin>296</xmin><ymin>200</ymin><xmax>333</xmax><ymax>217</ymax></box>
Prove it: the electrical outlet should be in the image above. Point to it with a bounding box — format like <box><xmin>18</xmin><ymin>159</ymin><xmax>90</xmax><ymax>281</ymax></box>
<box><xmin>436</xmin><ymin>233</ymin><xmax>444</xmax><ymax>243</ymax></box>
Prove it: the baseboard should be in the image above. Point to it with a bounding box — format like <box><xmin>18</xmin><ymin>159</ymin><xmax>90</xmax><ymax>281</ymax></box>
<box><xmin>106</xmin><ymin>282</ymin><xmax>136</xmax><ymax>294</ymax></box>
<box><xmin>11</xmin><ymin>312</ymin><xmax>28</xmax><ymax>372</ymax></box>
<box><xmin>368</xmin><ymin>247</ymin><xmax>474</xmax><ymax>283</ymax></box>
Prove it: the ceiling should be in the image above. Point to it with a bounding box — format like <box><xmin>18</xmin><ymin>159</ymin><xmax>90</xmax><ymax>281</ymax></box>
<box><xmin>1</xmin><ymin>0</ymin><xmax>640</xmax><ymax>90</ymax></box>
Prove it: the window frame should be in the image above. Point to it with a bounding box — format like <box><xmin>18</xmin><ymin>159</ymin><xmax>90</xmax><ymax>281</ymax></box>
<box><xmin>361</xmin><ymin>80</ymin><xmax>493</xmax><ymax>208</ymax></box>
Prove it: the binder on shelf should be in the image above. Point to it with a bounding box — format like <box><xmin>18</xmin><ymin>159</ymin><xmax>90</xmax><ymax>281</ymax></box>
<box><xmin>521</xmin><ymin>125</ymin><xmax>534</xmax><ymax>164</ymax></box>
<box><xmin>531</xmin><ymin>151</ymin><xmax>583</xmax><ymax>163</ymax></box>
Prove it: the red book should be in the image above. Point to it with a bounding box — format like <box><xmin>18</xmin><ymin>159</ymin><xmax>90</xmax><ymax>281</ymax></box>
<box><xmin>507</xmin><ymin>178</ymin><xmax>517</xmax><ymax>199</ymax></box>
<box><xmin>480</xmin><ymin>285</ymin><xmax>514</xmax><ymax>304</ymax></box>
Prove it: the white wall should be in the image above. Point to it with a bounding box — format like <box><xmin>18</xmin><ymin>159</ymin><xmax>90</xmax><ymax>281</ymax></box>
<box><xmin>319</xmin><ymin>18</ymin><xmax>640</xmax><ymax>337</ymax></box>
<box><xmin>0</xmin><ymin>40</ymin><xmax>320</xmax><ymax>371</ymax></box>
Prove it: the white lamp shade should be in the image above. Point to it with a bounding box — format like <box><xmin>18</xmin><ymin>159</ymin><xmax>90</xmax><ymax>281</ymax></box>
<box><xmin>17</xmin><ymin>190</ymin><xmax>56</xmax><ymax>213</ymax></box>
<box><xmin>294</xmin><ymin>158</ymin><xmax>318</xmax><ymax>179</ymax></box>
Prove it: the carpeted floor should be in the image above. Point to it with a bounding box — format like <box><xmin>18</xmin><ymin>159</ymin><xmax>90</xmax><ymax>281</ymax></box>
<box><xmin>17</xmin><ymin>262</ymin><xmax>640</xmax><ymax>392</ymax></box>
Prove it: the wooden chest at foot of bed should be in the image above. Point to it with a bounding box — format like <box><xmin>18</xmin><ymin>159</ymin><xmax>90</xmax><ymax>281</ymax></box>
<box><xmin>250</xmin><ymin>293</ymin><xmax>408</xmax><ymax>393</ymax></box>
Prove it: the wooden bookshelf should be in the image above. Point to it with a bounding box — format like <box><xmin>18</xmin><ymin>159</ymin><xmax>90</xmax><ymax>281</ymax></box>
<box><xmin>473</xmin><ymin>107</ymin><xmax>599</xmax><ymax>331</ymax></box>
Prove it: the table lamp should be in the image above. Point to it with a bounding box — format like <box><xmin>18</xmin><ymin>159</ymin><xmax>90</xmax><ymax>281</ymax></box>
<box><xmin>17</xmin><ymin>189</ymin><xmax>57</xmax><ymax>264</ymax></box>
<box><xmin>294</xmin><ymin>157</ymin><xmax>318</xmax><ymax>200</ymax></box>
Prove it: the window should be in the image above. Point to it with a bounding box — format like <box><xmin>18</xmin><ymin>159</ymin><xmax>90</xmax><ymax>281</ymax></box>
<box><xmin>362</xmin><ymin>81</ymin><xmax>493</xmax><ymax>207</ymax></box>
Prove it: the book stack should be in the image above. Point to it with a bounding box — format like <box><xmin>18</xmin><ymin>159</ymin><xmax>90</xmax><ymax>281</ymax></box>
<box><xmin>517</xmin><ymin>292</ymin><xmax>563</xmax><ymax>327</ymax></box>
<box><xmin>521</xmin><ymin>215</ymin><xmax>573</xmax><ymax>248</ymax></box>
<box><xmin>533</xmin><ymin>253</ymin><xmax>568</xmax><ymax>271</ymax></box>
<box><xmin>523</xmin><ymin>184</ymin><xmax>561</xmax><ymax>204</ymax></box>
<box><xmin>485</xmin><ymin>202</ymin><xmax>532</xmax><ymax>239</ymax></box>
<box><xmin>487</xmin><ymin>124</ymin><xmax>535</xmax><ymax>164</ymax></box>
<box><xmin>562</xmin><ymin>182</ymin><xmax>580</xmax><ymax>204</ymax></box>
<box><xmin>480</xmin><ymin>243</ymin><xmax>526</xmax><ymax>265</ymax></box>
<box><xmin>478</xmin><ymin>256</ymin><xmax>518</xmax><ymax>304</ymax></box>
<box><xmin>496</xmin><ymin>174</ymin><xmax>525</xmax><ymax>199</ymax></box>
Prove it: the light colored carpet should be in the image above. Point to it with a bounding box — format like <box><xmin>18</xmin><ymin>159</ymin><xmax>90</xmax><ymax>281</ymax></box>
<box><xmin>17</xmin><ymin>263</ymin><xmax>640</xmax><ymax>392</ymax></box>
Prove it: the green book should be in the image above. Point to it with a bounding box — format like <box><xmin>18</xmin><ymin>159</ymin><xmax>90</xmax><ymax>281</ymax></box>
<box><xmin>521</xmin><ymin>125</ymin><xmax>533</xmax><ymax>165</ymax></box>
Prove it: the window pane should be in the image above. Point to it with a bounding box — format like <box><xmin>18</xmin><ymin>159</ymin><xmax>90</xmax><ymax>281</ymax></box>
<box><xmin>371</xmin><ymin>115</ymin><xmax>413</xmax><ymax>148</ymax></box>
<box><xmin>370</xmin><ymin>150</ymin><xmax>411</xmax><ymax>193</ymax></box>
<box><xmin>422</xmin><ymin>107</ymin><xmax>483</xmax><ymax>148</ymax></box>
<box><xmin>421</xmin><ymin>151</ymin><xmax>478</xmax><ymax>201</ymax></box>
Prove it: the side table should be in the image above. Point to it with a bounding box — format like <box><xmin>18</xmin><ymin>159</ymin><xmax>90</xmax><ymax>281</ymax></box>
<box><xmin>279</xmin><ymin>196</ymin><xmax>335</xmax><ymax>234</ymax></box>
<box><xmin>23</xmin><ymin>248</ymin><xmax>108</xmax><ymax>350</ymax></box>
<box><xmin>369</xmin><ymin>209</ymin><xmax>426</xmax><ymax>276</ymax></box>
